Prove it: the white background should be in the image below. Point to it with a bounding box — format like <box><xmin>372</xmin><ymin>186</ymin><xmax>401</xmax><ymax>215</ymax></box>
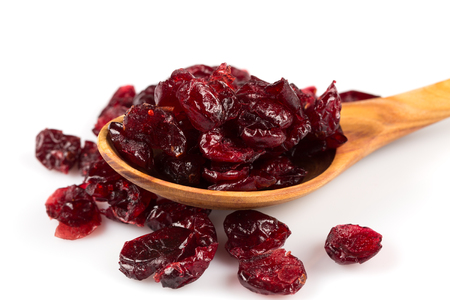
<box><xmin>1</xmin><ymin>1</ymin><xmax>450</xmax><ymax>299</ymax></box>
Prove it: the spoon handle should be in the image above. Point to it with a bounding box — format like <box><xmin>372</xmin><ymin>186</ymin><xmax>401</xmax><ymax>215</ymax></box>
<box><xmin>340</xmin><ymin>78</ymin><xmax>450</xmax><ymax>160</ymax></box>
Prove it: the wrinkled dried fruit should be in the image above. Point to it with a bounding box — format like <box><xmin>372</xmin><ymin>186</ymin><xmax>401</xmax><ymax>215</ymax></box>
<box><xmin>223</xmin><ymin>210</ymin><xmax>291</xmax><ymax>259</ymax></box>
<box><xmin>93</xmin><ymin>85</ymin><xmax>136</xmax><ymax>135</ymax></box>
<box><xmin>36</xmin><ymin>128</ymin><xmax>81</xmax><ymax>174</ymax></box>
<box><xmin>119</xmin><ymin>226</ymin><xmax>197</xmax><ymax>281</ymax></box>
<box><xmin>123</xmin><ymin>103</ymin><xmax>187</xmax><ymax>157</ymax></box>
<box><xmin>146</xmin><ymin>198</ymin><xmax>211</xmax><ymax>231</ymax></box>
<box><xmin>78</xmin><ymin>140</ymin><xmax>102</xmax><ymax>176</ymax></box>
<box><xmin>107</xmin><ymin>63</ymin><xmax>347</xmax><ymax>191</ymax></box>
<box><xmin>324</xmin><ymin>224</ymin><xmax>382</xmax><ymax>264</ymax></box>
<box><xmin>45</xmin><ymin>185</ymin><xmax>102</xmax><ymax>240</ymax></box>
<box><xmin>238</xmin><ymin>249</ymin><xmax>307</xmax><ymax>295</ymax></box>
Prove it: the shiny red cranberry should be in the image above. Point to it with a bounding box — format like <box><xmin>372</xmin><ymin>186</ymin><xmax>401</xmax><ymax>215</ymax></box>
<box><xmin>324</xmin><ymin>224</ymin><xmax>383</xmax><ymax>264</ymax></box>
<box><xmin>36</xmin><ymin>128</ymin><xmax>81</xmax><ymax>174</ymax></box>
<box><xmin>78</xmin><ymin>140</ymin><xmax>102</xmax><ymax>176</ymax></box>
<box><xmin>237</xmin><ymin>249</ymin><xmax>307</xmax><ymax>295</ymax></box>
<box><xmin>223</xmin><ymin>210</ymin><xmax>291</xmax><ymax>260</ymax></box>
<box><xmin>45</xmin><ymin>185</ymin><xmax>102</xmax><ymax>240</ymax></box>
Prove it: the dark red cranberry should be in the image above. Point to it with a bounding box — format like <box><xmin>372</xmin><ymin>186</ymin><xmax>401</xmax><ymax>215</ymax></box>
<box><xmin>123</xmin><ymin>104</ymin><xmax>187</xmax><ymax>158</ymax></box>
<box><xmin>340</xmin><ymin>90</ymin><xmax>379</xmax><ymax>102</ymax></box>
<box><xmin>154</xmin><ymin>152</ymin><xmax>205</xmax><ymax>186</ymax></box>
<box><xmin>45</xmin><ymin>185</ymin><xmax>102</xmax><ymax>240</ymax></box>
<box><xmin>324</xmin><ymin>224</ymin><xmax>383</xmax><ymax>264</ymax></box>
<box><xmin>202</xmin><ymin>163</ymin><xmax>250</xmax><ymax>183</ymax></box>
<box><xmin>238</xmin><ymin>249</ymin><xmax>307</xmax><ymax>295</ymax></box>
<box><xmin>153</xmin><ymin>213</ymin><xmax>219</xmax><ymax>289</ymax></box>
<box><xmin>92</xmin><ymin>85</ymin><xmax>136</xmax><ymax>136</ymax></box>
<box><xmin>185</xmin><ymin>64</ymin><xmax>215</xmax><ymax>79</ymax></box>
<box><xmin>145</xmin><ymin>198</ymin><xmax>211</xmax><ymax>231</ymax></box>
<box><xmin>133</xmin><ymin>85</ymin><xmax>156</xmax><ymax>106</ymax></box>
<box><xmin>119</xmin><ymin>226</ymin><xmax>197</xmax><ymax>281</ymax></box>
<box><xmin>36</xmin><ymin>128</ymin><xmax>81</xmax><ymax>174</ymax></box>
<box><xmin>108</xmin><ymin>121</ymin><xmax>153</xmax><ymax>172</ymax></box>
<box><xmin>78</xmin><ymin>140</ymin><xmax>102</xmax><ymax>176</ymax></box>
<box><xmin>199</xmin><ymin>127</ymin><xmax>264</xmax><ymax>163</ymax></box>
<box><xmin>223</xmin><ymin>210</ymin><xmax>291</xmax><ymax>260</ymax></box>
<box><xmin>306</xmin><ymin>81</ymin><xmax>342</xmax><ymax>139</ymax></box>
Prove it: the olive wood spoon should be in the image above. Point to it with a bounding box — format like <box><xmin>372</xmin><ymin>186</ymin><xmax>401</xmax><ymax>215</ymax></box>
<box><xmin>97</xmin><ymin>79</ymin><xmax>450</xmax><ymax>210</ymax></box>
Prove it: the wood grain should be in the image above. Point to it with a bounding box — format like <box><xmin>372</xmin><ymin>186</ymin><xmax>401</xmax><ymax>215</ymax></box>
<box><xmin>97</xmin><ymin>79</ymin><xmax>450</xmax><ymax>209</ymax></box>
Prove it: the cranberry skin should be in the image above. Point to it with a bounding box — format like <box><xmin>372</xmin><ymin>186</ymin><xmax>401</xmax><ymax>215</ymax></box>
<box><xmin>238</xmin><ymin>249</ymin><xmax>307</xmax><ymax>295</ymax></box>
<box><xmin>119</xmin><ymin>227</ymin><xmax>197</xmax><ymax>281</ymax></box>
<box><xmin>155</xmin><ymin>243</ymin><xmax>218</xmax><ymax>289</ymax></box>
<box><xmin>324</xmin><ymin>224</ymin><xmax>383</xmax><ymax>265</ymax></box>
<box><xmin>185</xmin><ymin>64</ymin><xmax>215</xmax><ymax>79</ymax></box>
<box><xmin>241</xmin><ymin>127</ymin><xmax>286</xmax><ymax>148</ymax></box>
<box><xmin>45</xmin><ymin>185</ymin><xmax>102</xmax><ymax>240</ymax></box>
<box><xmin>202</xmin><ymin>164</ymin><xmax>250</xmax><ymax>183</ymax></box>
<box><xmin>108</xmin><ymin>121</ymin><xmax>153</xmax><ymax>172</ymax></box>
<box><xmin>306</xmin><ymin>81</ymin><xmax>343</xmax><ymax>139</ymax></box>
<box><xmin>176</xmin><ymin>78</ymin><xmax>225</xmax><ymax>132</ymax></box>
<box><xmin>78</xmin><ymin>141</ymin><xmax>102</xmax><ymax>176</ymax></box>
<box><xmin>199</xmin><ymin>127</ymin><xmax>264</xmax><ymax>163</ymax></box>
<box><xmin>132</xmin><ymin>85</ymin><xmax>156</xmax><ymax>106</ymax></box>
<box><xmin>123</xmin><ymin>103</ymin><xmax>187</xmax><ymax>158</ymax></box>
<box><xmin>154</xmin><ymin>152</ymin><xmax>205</xmax><ymax>187</ymax></box>
<box><xmin>340</xmin><ymin>90</ymin><xmax>379</xmax><ymax>102</ymax></box>
<box><xmin>265</xmin><ymin>78</ymin><xmax>302</xmax><ymax>114</ymax></box>
<box><xmin>36</xmin><ymin>128</ymin><xmax>81</xmax><ymax>174</ymax></box>
<box><xmin>155</xmin><ymin>213</ymin><xmax>219</xmax><ymax>288</ymax></box>
<box><xmin>92</xmin><ymin>85</ymin><xmax>136</xmax><ymax>136</ymax></box>
<box><xmin>146</xmin><ymin>198</ymin><xmax>211</xmax><ymax>231</ymax></box>
<box><xmin>223</xmin><ymin>210</ymin><xmax>291</xmax><ymax>260</ymax></box>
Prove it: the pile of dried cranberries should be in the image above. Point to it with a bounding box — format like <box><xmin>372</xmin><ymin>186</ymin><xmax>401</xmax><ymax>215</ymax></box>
<box><xmin>36</xmin><ymin>63</ymin><xmax>382</xmax><ymax>295</ymax></box>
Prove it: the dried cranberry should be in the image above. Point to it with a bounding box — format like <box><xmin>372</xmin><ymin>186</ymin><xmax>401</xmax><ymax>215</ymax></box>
<box><xmin>202</xmin><ymin>163</ymin><xmax>250</xmax><ymax>183</ymax></box>
<box><xmin>306</xmin><ymin>81</ymin><xmax>342</xmax><ymax>139</ymax></box>
<box><xmin>132</xmin><ymin>85</ymin><xmax>156</xmax><ymax>106</ymax></box>
<box><xmin>119</xmin><ymin>226</ymin><xmax>197</xmax><ymax>281</ymax></box>
<box><xmin>108</xmin><ymin>121</ymin><xmax>153</xmax><ymax>172</ymax></box>
<box><xmin>154</xmin><ymin>152</ymin><xmax>205</xmax><ymax>186</ymax></box>
<box><xmin>238</xmin><ymin>249</ymin><xmax>307</xmax><ymax>295</ymax></box>
<box><xmin>45</xmin><ymin>185</ymin><xmax>102</xmax><ymax>240</ymax></box>
<box><xmin>78</xmin><ymin>140</ymin><xmax>102</xmax><ymax>176</ymax></box>
<box><xmin>154</xmin><ymin>213</ymin><xmax>218</xmax><ymax>288</ymax></box>
<box><xmin>36</xmin><ymin>128</ymin><xmax>81</xmax><ymax>174</ymax></box>
<box><xmin>92</xmin><ymin>85</ymin><xmax>136</xmax><ymax>135</ymax></box>
<box><xmin>324</xmin><ymin>224</ymin><xmax>382</xmax><ymax>264</ymax></box>
<box><xmin>199</xmin><ymin>127</ymin><xmax>264</xmax><ymax>163</ymax></box>
<box><xmin>145</xmin><ymin>198</ymin><xmax>211</xmax><ymax>231</ymax></box>
<box><xmin>176</xmin><ymin>78</ymin><xmax>225</xmax><ymax>132</ymax></box>
<box><xmin>265</xmin><ymin>78</ymin><xmax>302</xmax><ymax>114</ymax></box>
<box><xmin>123</xmin><ymin>103</ymin><xmax>186</xmax><ymax>157</ymax></box>
<box><xmin>340</xmin><ymin>90</ymin><xmax>379</xmax><ymax>102</ymax></box>
<box><xmin>223</xmin><ymin>210</ymin><xmax>291</xmax><ymax>260</ymax></box>
<box><xmin>255</xmin><ymin>156</ymin><xmax>306</xmax><ymax>189</ymax></box>
<box><xmin>120</xmin><ymin>212</ymin><xmax>218</xmax><ymax>289</ymax></box>
<box><xmin>185</xmin><ymin>64</ymin><xmax>215</xmax><ymax>79</ymax></box>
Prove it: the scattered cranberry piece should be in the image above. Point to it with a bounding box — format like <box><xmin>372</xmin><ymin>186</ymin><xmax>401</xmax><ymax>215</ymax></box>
<box><xmin>238</xmin><ymin>249</ymin><xmax>307</xmax><ymax>295</ymax></box>
<box><xmin>145</xmin><ymin>198</ymin><xmax>211</xmax><ymax>231</ymax></box>
<box><xmin>324</xmin><ymin>224</ymin><xmax>383</xmax><ymax>264</ymax></box>
<box><xmin>45</xmin><ymin>185</ymin><xmax>102</xmax><ymax>240</ymax></box>
<box><xmin>119</xmin><ymin>226</ymin><xmax>197</xmax><ymax>281</ymax></box>
<box><xmin>78</xmin><ymin>140</ymin><xmax>102</xmax><ymax>176</ymax></box>
<box><xmin>36</xmin><ymin>128</ymin><xmax>81</xmax><ymax>174</ymax></box>
<box><xmin>223</xmin><ymin>210</ymin><xmax>291</xmax><ymax>260</ymax></box>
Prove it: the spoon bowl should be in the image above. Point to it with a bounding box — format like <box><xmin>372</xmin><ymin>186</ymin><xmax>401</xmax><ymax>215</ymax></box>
<box><xmin>97</xmin><ymin>79</ymin><xmax>450</xmax><ymax>209</ymax></box>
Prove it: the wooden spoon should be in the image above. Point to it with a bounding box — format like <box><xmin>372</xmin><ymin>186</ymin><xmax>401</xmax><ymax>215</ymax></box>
<box><xmin>97</xmin><ymin>79</ymin><xmax>450</xmax><ymax>210</ymax></box>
